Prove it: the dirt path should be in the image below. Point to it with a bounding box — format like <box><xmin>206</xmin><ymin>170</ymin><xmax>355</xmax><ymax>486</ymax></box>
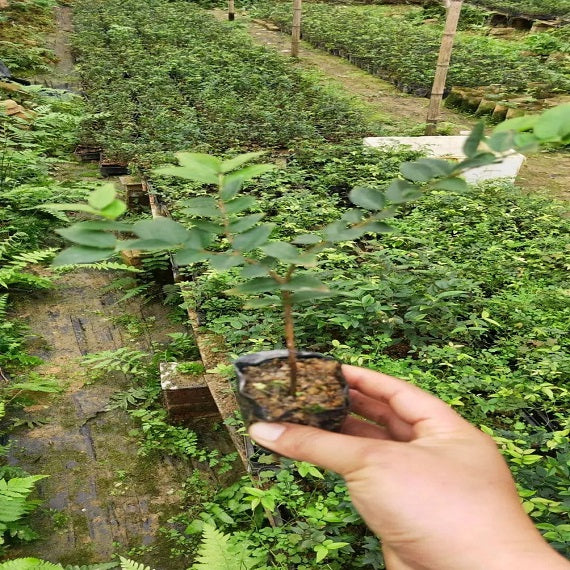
<box><xmin>32</xmin><ymin>6</ymin><xmax>78</xmax><ymax>90</ymax></box>
<box><xmin>7</xmin><ymin>271</ymin><xmax>229</xmax><ymax>568</ymax></box>
<box><xmin>218</xmin><ymin>11</ymin><xmax>570</xmax><ymax>201</ymax></box>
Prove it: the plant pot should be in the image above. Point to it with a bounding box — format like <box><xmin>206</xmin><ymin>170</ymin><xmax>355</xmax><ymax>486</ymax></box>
<box><xmin>74</xmin><ymin>145</ymin><xmax>101</xmax><ymax>162</ymax></box>
<box><xmin>99</xmin><ymin>158</ymin><xmax>129</xmax><ymax>177</ymax></box>
<box><xmin>234</xmin><ymin>350</ymin><xmax>349</xmax><ymax>432</ymax></box>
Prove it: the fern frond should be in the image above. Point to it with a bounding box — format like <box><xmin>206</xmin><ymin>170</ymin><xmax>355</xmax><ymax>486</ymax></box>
<box><xmin>192</xmin><ymin>524</ymin><xmax>261</xmax><ymax>570</ymax></box>
<box><xmin>0</xmin><ymin>559</ymin><xmax>63</xmax><ymax>570</ymax></box>
<box><xmin>118</xmin><ymin>558</ymin><xmax>153</xmax><ymax>570</ymax></box>
<box><xmin>54</xmin><ymin>262</ymin><xmax>140</xmax><ymax>274</ymax></box>
<box><xmin>63</xmin><ymin>562</ymin><xmax>119</xmax><ymax>570</ymax></box>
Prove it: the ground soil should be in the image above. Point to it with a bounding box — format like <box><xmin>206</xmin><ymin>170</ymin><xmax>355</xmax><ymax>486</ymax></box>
<box><xmin>7</xmin><ymin>272</ymin><xmax>208</xmax><ymax>568</ymax></box>
<box><xmin>215</xmin><ymin>10</ymin><xmax>570</xmax><ymax>203</ymax></box>
<box><xmin>240</xmin><ymin>357</ymin><xmax>347</xmax><ymax>428</ymax></box>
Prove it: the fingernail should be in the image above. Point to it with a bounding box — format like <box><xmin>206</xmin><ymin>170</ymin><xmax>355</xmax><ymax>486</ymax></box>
<box><xmin>249</xmin><ymin>422</ymin><xmax>286</xmax><ymax>442</ymax></box>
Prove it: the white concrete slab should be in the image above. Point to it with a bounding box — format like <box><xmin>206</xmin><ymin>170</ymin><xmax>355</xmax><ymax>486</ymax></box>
<box><xmin>364</xmin><ymin>136</ymin><xmax>526</xmax><ymax>184</ymax></box>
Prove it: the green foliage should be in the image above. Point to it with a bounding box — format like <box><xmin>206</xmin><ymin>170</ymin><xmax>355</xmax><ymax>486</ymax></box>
<box><xmin>186</xmin><ymin>463</ymin><xmax>380</xmax><ymax>569</ymax></box>
<box><xmin>191</xmin><ymin>524</ymin><xmax>261</xmax><ymax>570</ymax></box>
<box><xmin>251</xmin><ymin>2</ymin><xmax>570</xmax><ymax>97</ymax></box>
<box><xmin>82</xmin><ymin>348</ymin><xmax>150</xmax><ymax>378</ymax></box>
<box><xmin>0</xmin><ymin>475</ymin><xmax>48</xmax><ymax>554</ymax></box>
<box><xmin>467</xmin><ymin>0</ymin><xmax>570</xmax><ymax>18</ymax></box>
<box><xmin>71</xmin><ymin>0</ymin><xmax>370</xmax><ymax>164</ymax></box>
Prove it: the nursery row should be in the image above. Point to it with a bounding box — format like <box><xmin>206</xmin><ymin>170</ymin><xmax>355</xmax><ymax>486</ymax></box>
<box><xmin>0</xmin><ymin>0</ymin><xmax>57</xmax><ymax>77</ymax></box>
<box><xmin>251</xmin><ymin>2</ymin><xmax>570</xmax><ymax>98</ymax></box>
<box><xmin>467</xmin><ymin>0</ymin><xmax>570</xmax><ymax>19</ymax></box>
<box><xmin>72</xmin><ymin>0</ymin><xmax>373</xmax><ymax>166</ymax></box>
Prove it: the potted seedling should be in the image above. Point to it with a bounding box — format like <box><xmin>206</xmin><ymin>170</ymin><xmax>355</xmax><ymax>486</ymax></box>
<box><xmin>51</xmin><ymin>104</ymin><xmax>570</xmax><ymax>430</ymax></box>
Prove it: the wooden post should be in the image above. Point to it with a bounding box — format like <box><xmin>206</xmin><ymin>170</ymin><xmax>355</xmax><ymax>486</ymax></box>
<box><xmin>291</xmin><ymin>0</ymin><xmax>302</xmax><ymax>58</ymax></box>
<box><xmin>228</xmin><ymin>0</ymin><xmax>235</xmax><ymax>21</ymax></box>
<box><xmin>425</xmin><ymin>0</ymin><xmax>463</xmax><ymax>135</ymax></box>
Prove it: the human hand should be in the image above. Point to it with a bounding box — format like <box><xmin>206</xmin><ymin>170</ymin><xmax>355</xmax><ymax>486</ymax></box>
<box><xmin>248</xmin><ymin>365</ymin><xmax>570</xmax><ymax>570</ymax></box>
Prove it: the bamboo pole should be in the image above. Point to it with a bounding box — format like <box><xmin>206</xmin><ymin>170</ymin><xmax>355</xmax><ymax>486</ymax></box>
<box><xmin>425</xmin><ymin>0</ymin><xmax>463</xmax><ymax>135</ymax></box>
<box><xmin>291</xmin><ymin>0</ymin><xmax>302</xmax><ymax>58</ymax></box>
<box><xmin>228</xmin><ymin>0</ymin><xmax>235</xmax><ymax>21</ymax></box>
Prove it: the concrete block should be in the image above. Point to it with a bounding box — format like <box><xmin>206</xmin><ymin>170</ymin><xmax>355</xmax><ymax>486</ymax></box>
<box><xmin>160</xmin><ymin>362</ymin><xmax>219</xmax><ymax>423</ymax></box>
<box><xmin>363</xmin><ymin>136</ymin><xmax>526</xmax><ymax>184</ymax></box>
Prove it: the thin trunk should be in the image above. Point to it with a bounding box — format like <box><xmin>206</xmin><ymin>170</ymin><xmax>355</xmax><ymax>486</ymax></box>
<box><xmin>282</xmin><ymin>290</ymin><xmax>298</xmax><ymax>396</ymax></box>
<box><xmin>228</xmin><ymin>0</ymin><xmax>235</xmax><ymax>21</ymax></box>
<box><xmin>425</xmin><ymin>0</ymin><xmax>463</xmax><ymax>135</ymax></box>
<box><xmin>291</xmin><ymin>0</ymin><xmax>302</xmax><ymax>58</ymax></box>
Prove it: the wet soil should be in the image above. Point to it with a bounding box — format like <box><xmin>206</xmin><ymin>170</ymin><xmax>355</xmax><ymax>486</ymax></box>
<box><xmin>240</xmin><ymin>358</ymin><xmax>347</xmax><ymax>428</ymax></box>
<box><xmin>6</xmin><ymin>271</ymin><xmax>231</xmax><ymax>568</ymax></box>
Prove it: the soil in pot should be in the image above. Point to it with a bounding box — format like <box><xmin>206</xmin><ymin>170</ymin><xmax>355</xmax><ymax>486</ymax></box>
<box><xmin>237</xmin><ymin>352</ymin><xmax>348</xmax><ymax>431</ymax></box>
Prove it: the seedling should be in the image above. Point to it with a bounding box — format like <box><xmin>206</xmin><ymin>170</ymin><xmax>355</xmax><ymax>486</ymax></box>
<box><xmin>51</xmin><ymin>104</ymin><xmax>570</xmax><ymax>411</ymax></box>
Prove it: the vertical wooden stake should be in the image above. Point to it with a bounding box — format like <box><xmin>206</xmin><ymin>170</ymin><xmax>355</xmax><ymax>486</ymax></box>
<box><xmin>228</xmin><ymin>0</ymin><xmax>235</xmax><ymax>21</ymax></box>
<box><xmin>291</xmin><ymin>0</ymin><xmax>302</xmax><ymax>58</ymax></box>
<box><xmin>425</xmin><ymin>0</ymin><xmax>463</xmax><ymax>135</ymax></box>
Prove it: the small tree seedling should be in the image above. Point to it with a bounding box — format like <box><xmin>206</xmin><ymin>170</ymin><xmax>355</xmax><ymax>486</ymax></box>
<box><xmin>51</xmin><ymin>104</ymin><xmax>570</xmax><ymax>398</ymax></box>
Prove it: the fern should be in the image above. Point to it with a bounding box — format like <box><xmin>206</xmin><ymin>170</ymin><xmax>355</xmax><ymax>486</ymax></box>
<box><xmin>53</xmin><ymin>262</ymin><xmax>140</xmax><ymax>274</ymax></box>
<box><xmin>118</xmin><ymin>558</ymin><xmax>153</xmax><ymax>570</ymax></box>
<box><xmin>191</xmin><ymin>524</ymin><xmax>261</xmax><ymax>570</ymax></box>
<box><xmin>0</xmin><ymin>476</ymin><xmax>48</xmax><ymax>524</ymax></box>
<box><xmin>64</xmin><ymin>563</ymin><xmax>119</xmax><ymax>570</ymax></box>
<box><xmin>0</xmin><ymin>559</ymin><xmax>63</xmax><ymax>570</ymax></box>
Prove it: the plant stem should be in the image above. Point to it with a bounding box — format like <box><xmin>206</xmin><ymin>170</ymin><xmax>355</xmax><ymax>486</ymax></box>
<box><xmin>282</xmin><ymin>289</ymin><xmax>298</xmax><ymax>397</ymax></box>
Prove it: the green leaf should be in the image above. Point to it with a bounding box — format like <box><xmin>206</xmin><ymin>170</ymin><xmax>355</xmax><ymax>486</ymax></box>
<box><xmin>400</xmin><ymin>158</ymin><xmax>453</xmax><ymax>182</ymax></box>
<box><xmin>385</xmin><ymin>179</ymin><xmax>422</xmax><ymax>204</ymax></box>
<box><xmin>513</xmin><ymin>132</ymin><xmax>540</xmax><ymax>153</ymax></box>
<box><xmin>43</xmin><ymin>203</ymin><xmax>101</xmax><ymax>216</ymax></box>
<box><xmin>133</xmin><ymin>217</ymin><xmax>191</xmax><ymax>245</ymax></box>
<box><xmin>463</xmin><ymin>121</ymin><xmax>485</xmax><ymax>158</ymax></box>
<box><xmin>87</xmin><ymin>185</ymin><xmax>117</xmax><ymax>210</ymax></box>
<box><xmin>229</xmin><ymin>277</ymin><xmax>278</xmax><ymax>294</ymax></box>
<box><xmin>74</xmin><ymin>220</ymin><xmax>133</xmax><ymax>232</ymax></box>
<box><xmin>153</xmin><ymin>153</ymin><xmax>221</xmax><ymax>184</ymax></box>
<box><xmin>100</xmin><ymin>200</ymin><xmax>127</xmax><ymax>220</ymax></box>
<box><xmin>116</xmin><ymin>238</ymin><xmax>172</xmax><ymax>250</ymax></box>
<box><xmin>220</xmin><ymin>151</ymin><xmax>266</xmax><ymax>173</ymax></box>
<box><xmin>174</xmin><ymin>249</ymin><xmax>209</xmax><ymax>265</ymax></box>
<box><xmin>220</xmin><ymin>176</ymin><xmax>243</xmax><ymax>202</ymax></box>
<box><xmin>192</xmin><ymin>220</ymin><xmax>224</xmax><ymax>234</ymax></box>
<box><xmin>291</xmin><ymin>289</ymin><xmax>335</xmax><ymax>303</ymax></box>
<box><xmin>240</xmin><ymin>263</ymin><xmax>272</xmax><ymax>278</ymax></box>
<box><xmin>56</xmin><ymin>226</ymin><xmax>117</xmax><ymax>249</ymax></box>
<box><xmin>457</xmin><ymin>152</ymin><xmax>496</xmax><ymax>171</ymax></box>
<box><xmin>228</xmin><ymin>214</ymin><xmax>265</xmax><ymax>234</ymax></box>
<box><xmin>181</xmin><ymin>197</ymin><xmax>220</xmax><ymax>218</ymax></box>
<box><xmin>494</xmin><ymin>114</ymin><xmax>538</xmax><ymax>133</ymax></box>
<box><xmin>341</xmin><ymin>208</ymin><xmax>364</xmax><ymax>224</ymax></box>
<box><xmin>486</xmin><ymin>131</ymin><xmax>516</xmax><ymax>153</ymax></box>
<box><xmin>260</xmin><ymin>242</ymin><xmax>299</xmax><ymax>261</ymax></box>
<box><xmin>286</xmin><ymin>274</ymin><xmax>327</xmax><ymax>291</ymax></box>
<box><xmin>52</xmin><ymin>247</ymin><xmax>115</xmax><ymax>266</ymax></box>
<box><xmin>323</xmin><ymin>221</ymin><xmax>367</xmax><ymax>242</ymax></box>
<box><xmin>233</xmin><ymin>224</ymin><xmax>275</xmax><ymax>251</ymax></box>
<box><xmin>432</xmin><ymin>177</ymin><xmax>469</xmax><ymax>193</ymax></box>
<box><xmin>364</xmin><ymin>221</ymin><xmax>394</xmax><ymax>233</ymax></box>
<box><xmin>0</xmin><ymin>559</ymin><xmax>63</xmax><ymax>570</ymax></box>
<box><xmin>533</xmin><ymin>104</ymin><xmax>570</xmax><ymax>142</ymax></box>
<box><xmin>292</xmin><ymin>233</ymin><xmax>322</xmax><ymax>245</ymax></box>
<box><xmin>209</xmin><ymin>254</ymin><xmax>245</xmax><ymax>271</ymax></box>
<box><xmin>349</xmin><ymin>186</ymin><xmax>386</xmax><ymax>210</ymax></box>
<box><xmin>244</xmin><ymin>297</ymin><xmax>280</xmax><ymax>308</ymax></box>
<box><xmin>225</xmin><ymin>196</ymin><xmax>258</xmax><ymax>215</ymax></box>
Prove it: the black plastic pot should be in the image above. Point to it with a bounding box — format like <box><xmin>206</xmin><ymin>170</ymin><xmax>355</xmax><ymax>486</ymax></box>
<box><xmin>234</xmin><ymin>350</ymin><xmax>349</xmax><ymax>432</ymax></box>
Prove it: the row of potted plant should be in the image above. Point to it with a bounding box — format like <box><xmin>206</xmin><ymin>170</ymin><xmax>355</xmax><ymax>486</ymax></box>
<box><xmin>250</xmin><ymin>1</ymin><xmax>570</xmax><ymax>98</ymax></box>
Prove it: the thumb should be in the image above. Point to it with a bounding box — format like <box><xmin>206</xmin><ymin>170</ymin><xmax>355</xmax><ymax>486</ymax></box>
<box><xmin>248</xmin><ymin>422</ymin><xmax>387</xmax><ymax>476</ymax></box>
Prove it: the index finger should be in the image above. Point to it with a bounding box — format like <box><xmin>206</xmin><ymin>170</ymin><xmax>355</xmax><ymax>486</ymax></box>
<box><xmin>342</xmin><ymin>365</ymin><xmax>468</xmax><ymax>437</ymax></box>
